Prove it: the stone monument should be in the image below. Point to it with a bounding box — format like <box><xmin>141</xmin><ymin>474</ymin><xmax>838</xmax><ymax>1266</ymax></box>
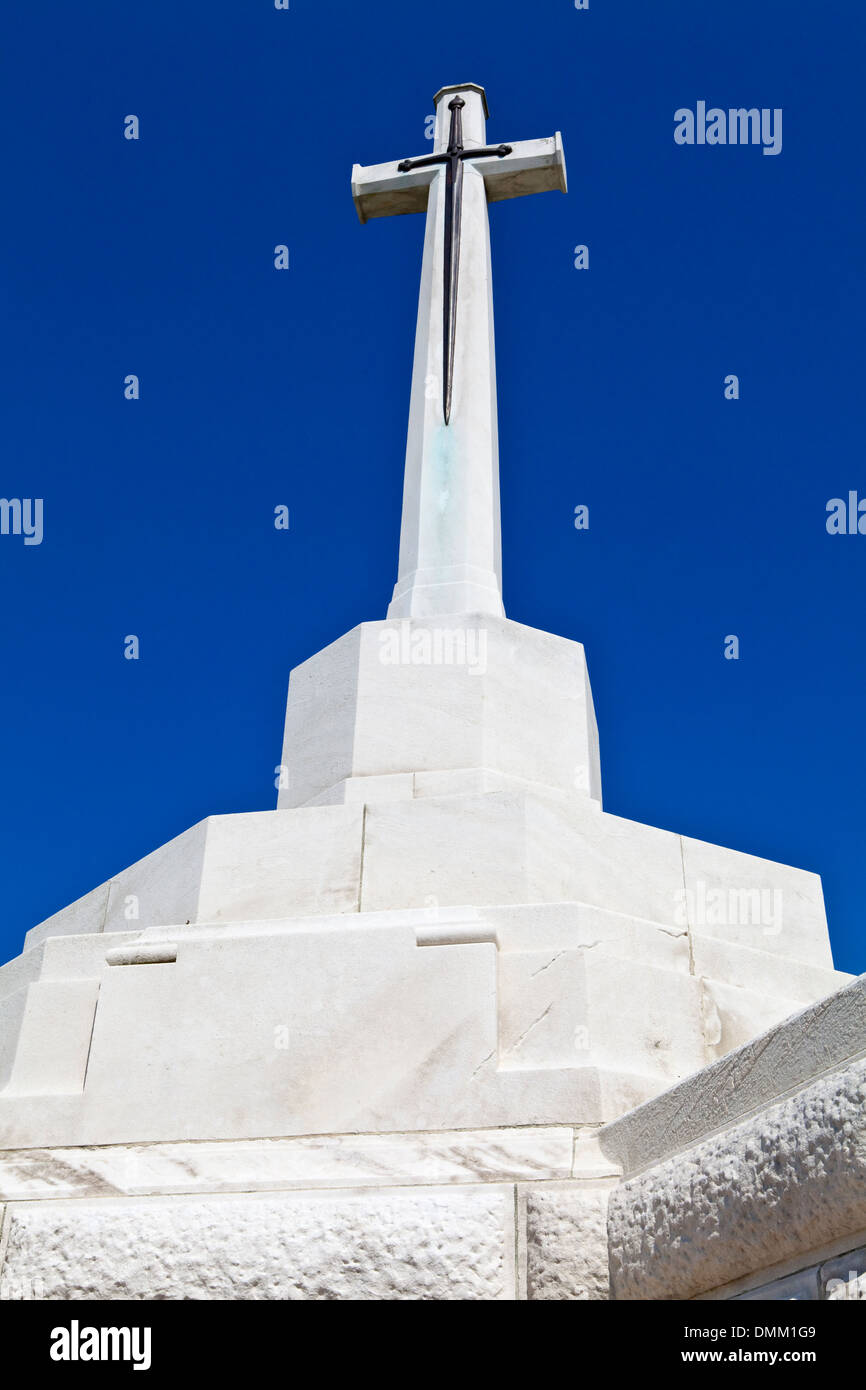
<box><xmin>0</xmin><ymin>84</ymin><xmax>858</xmax><ymax>1301</ymax></box>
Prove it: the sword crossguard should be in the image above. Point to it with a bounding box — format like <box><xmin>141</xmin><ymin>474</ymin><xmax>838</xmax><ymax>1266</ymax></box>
<box><xmin>397</xmin><ymin>144</ymin><xmax>512</xmax><ymax>174</ymax></box>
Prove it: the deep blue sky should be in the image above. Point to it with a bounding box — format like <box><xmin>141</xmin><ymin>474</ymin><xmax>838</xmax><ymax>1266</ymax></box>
<box><xmin>1</xmin><ymin>1</ymin><xmax>863</xmax><ymax>974</ymax></box>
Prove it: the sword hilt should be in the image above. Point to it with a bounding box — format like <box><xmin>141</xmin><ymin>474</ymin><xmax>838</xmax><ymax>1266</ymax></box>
<box><xmin>447</xmin><ymin>96</ymin><xmax>465</xmax><ymax>155</ymax></box>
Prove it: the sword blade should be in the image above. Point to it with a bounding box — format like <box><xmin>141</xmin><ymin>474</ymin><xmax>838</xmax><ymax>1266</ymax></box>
<box><xmin>443</xmin><ymin>154</ymin><xmax>463</xmax><ymax>426</ymax></box>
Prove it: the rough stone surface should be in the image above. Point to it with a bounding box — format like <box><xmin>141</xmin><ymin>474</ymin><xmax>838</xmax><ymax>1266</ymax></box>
<box><xmin>608</xmin><ymin>1057</ymin><xmax>866</xmax><ymax>1300</ymax></box>
<box><xmin>525</xmin><ymin>1184</ymin><xmax>610</xmax><ymax>1300</ymax></box>
<box><xmin>1</xmin><ymin>1186</ymin><xmax>514</xmax><ymax>1300</ymax></box>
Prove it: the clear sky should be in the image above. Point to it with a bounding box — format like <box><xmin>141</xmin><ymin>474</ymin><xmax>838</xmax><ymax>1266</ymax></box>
<box><xmin>1</xmin><ymin>1</ymin><xmax>864</xmax><ymax>974</ymax></box>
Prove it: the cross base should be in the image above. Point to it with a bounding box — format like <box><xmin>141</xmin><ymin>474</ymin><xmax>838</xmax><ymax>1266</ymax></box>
<box><xmin>387</xmin><ymin>565</ymin><xmax>505</xmax><ymax>620</ymax></box>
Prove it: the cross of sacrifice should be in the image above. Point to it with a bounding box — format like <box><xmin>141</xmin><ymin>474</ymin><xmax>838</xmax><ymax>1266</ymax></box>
<box><xmin>352</xmin><ymin>84</ymin><xmax>566</xmax><ymax>621</ymax></box>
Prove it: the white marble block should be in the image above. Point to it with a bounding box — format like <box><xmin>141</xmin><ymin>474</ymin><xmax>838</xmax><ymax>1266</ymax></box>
<box><xmin>276</xmin><ymin>614</ymin><xmax>602</xmax><ymax>810</ymax></box>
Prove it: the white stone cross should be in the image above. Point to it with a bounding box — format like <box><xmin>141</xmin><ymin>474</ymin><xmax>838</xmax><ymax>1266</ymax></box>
<box><xmin>352</xmin><ymin>84</ymin><xmax>566</xmax><ymax>619</ymax></box>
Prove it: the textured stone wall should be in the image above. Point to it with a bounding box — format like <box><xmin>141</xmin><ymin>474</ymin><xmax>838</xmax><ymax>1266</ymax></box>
<box><xmin>1</xmin><ymin>1188</ymin><xmax>513</xmax><ymax>1301</ymax></box>
<box><xmin>608</xmin><ymin>1058</ymin><xmax>866</xmax><ymax>1300</ymax></box>
<box><xmin>524</xmin><ymin>1186</ymin><xmax>610</xmax><ymax>1300</ymax></box>
<box><xmin>0</xmin><ymin>1126</ymin><xmax>615</xmax><ymax>1301</ymax></box>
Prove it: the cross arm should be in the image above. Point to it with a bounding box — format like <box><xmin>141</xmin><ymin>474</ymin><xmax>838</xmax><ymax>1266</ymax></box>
<box><xmin>352</xmin><ymin>132</ymin><xmax>566</xmax><ymax>223</ymax></box>
<box><xmin>351</xmin><ymin>158</ymin><xmax>438</xmax><ymax>225</ymax></box>
<box><xmin>474</xmin><ymin>133</ymin><xmax>567</xmax><ymax>204</ymax></box>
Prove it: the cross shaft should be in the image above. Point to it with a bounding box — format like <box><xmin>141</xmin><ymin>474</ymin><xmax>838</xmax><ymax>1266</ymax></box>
<box><xmin>351</xmin><ymin>85</ymin><xmax>566</xmax><ymax>620</ymax></box>
<box><xmin>397</xmin><ymin>97</ymin><xmax>512</xmax><ymax>424</ymax></box>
